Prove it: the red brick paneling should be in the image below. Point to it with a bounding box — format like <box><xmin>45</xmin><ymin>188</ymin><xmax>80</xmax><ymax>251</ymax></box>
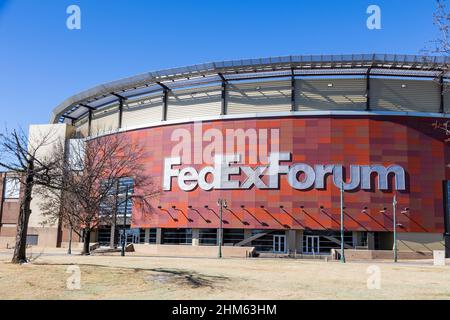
<box><xmin>0</xmin><ymin>174</ymin><xmax>20</xmax><ymax>226</ymax></box>
<box><xmin>119</xmin><ymin>116</ymin><xmax>448</xmax><ymax>233</ymax></box>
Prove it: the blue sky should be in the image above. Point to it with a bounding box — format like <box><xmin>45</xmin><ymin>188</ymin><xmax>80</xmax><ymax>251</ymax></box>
<box><xmin>0</xmin><ymin>0</ymin><xmax>441</xmax><ymax>129</ymax></box>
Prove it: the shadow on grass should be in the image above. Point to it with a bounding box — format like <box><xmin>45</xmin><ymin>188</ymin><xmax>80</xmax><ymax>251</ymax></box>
<box><xmin>150</xmin><ymin>268</ymin><xmax>228</xmax><ymax>288</ymax></box>
<box><xmin>31</xmin><ymin>262</ymin><xmax>229</xmax><ymax>289</ymax></box>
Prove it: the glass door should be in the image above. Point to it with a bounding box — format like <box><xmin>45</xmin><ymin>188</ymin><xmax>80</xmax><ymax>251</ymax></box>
<box><xmin>305</xmin><ymin>236</ymin><xmax>320</xmax><ymax>254</ymax></box>
<box><xmin>119</xmin><ymin>228</ymin><xmax>140</xmax><ymax>245</ymax></box>
<box><xmin>273</xmin><ymin>235</ymin><xmax>287</xmax><ymax>253</ymax></box>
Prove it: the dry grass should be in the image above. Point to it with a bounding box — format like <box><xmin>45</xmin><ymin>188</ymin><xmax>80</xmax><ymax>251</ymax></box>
<box><xmin>0</xmin><ymin>251</ymin><xmax>449</xmax><ymax>300</ymax></box>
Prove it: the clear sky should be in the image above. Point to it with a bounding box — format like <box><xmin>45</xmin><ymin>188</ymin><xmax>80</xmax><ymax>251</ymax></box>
<box><xmin>0</xmin><ymin>0</ymin><xmax>441</xmax><ymax>129</ymax></box>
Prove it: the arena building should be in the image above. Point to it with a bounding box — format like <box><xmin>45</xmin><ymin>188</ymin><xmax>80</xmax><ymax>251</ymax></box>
<box><xmin>1</xmin><ymin>54</ymin><xmax>450</xmax><ymax>258</ymax></box>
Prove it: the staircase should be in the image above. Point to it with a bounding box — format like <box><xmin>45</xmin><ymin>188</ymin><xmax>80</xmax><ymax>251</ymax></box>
<box><xmin>322</xmin><ymin>236</ymin><xmax>353</xmax><ymax>249</ymax></box>
<box><xmin>235</xmin><ymin>232</ymin><xmax>270</xmax><ymax>247</ymax></box>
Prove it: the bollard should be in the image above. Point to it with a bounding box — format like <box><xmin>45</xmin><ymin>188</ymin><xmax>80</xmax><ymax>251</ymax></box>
<box><xmin>433</xmin><ymin>250</ymin><xmax>445</xmax><ymax>266</ymax></box>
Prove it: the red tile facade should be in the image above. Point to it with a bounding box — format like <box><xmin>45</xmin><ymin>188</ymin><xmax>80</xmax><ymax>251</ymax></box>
<box><xmin>124</xmin><ymin>116</ymin><xmax>449</xmax><ymax>234</ymax></box>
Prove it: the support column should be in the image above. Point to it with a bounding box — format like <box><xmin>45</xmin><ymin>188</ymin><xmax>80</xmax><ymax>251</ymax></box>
<box><xmin>286</xmin><ymin>230</ymin><xmax>297</xmax><ymax>254</ymax></box>
<box><xmin>110</xmin><ymin>93</ymin><xmax>127</xmax><ymax>130</ymax></box>
<box><xmin>219</xmin><ymin>73</ymin><xmax>228</xmax><ymax>116</ymax></box>
<box><xmin>156</xmin><ymin>228</ymin><xmax>162</xmax><ymax>245</ymax></box>
<box><xmin>445</xmin><ymin>234</ymin><xmax>450</xmax><ymax>258</ymax></box>
<box><xmin>192</xmin><ymin>229</ymin><xmax>200</xmax><ymax>246</ymax></box>
<box><xmin>352</xmin><ymin>231</ymin><xmax>359</xmax><ymax>248</ymax></box>
<box><xmin>221</xmin><ymin>81</ymin><xmax>227</xmax><ymax>115</ymax></box>
<box><xmin>440</xmin><ymin>75</ymin><xmax>445</xmax><ymax>114</ymax></box>
<box><xmin>118</xmin><ymin>98</ymin><xmax>124</xmax><ymax>129</ymax></box>
<box><xmin>216</xmin><ymin>228</ymin><xmax>223</xmax><ymax>246</ymax></box>
<box><xmin>367</xmin><ymin>232</ymin><xmax>375</xmax><ymax>250</ymax></box>
<box><xmin>291</xmin><ymin>72</ymin><xmax>296</xmax><ymax>112</ymax></box>
<box><xmin>0</xmin><ymin>174</ymin><xmax>6</xmax><ymax>228</ymax></box>
<box><xmin>144</xmin><ymin>228</ymin><xmax>150</xmax><ymax>244</ymax></box>
<box><xmin>296</xmin><ymin>230</ymin><xmax>304</xmax><ymax>254</ymax></box>
<box><xmin>366</xmin><ymin>67</ymin><xmax>371</xmax><ymax>111</ymax></box>
<box><xmin>162</xmin><ymin>89</ymin><xmax>169</xmax><ymax>121</ymax></box>
<box><xmin>88</xmin><ymin>109</ymin><xmax>93</xmax><ymax>136</ymax></box>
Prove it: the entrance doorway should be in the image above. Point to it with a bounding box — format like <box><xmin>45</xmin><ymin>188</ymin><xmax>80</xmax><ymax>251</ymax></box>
<box><xmin>273</xmin><ymin>235</ymin><xmax>286</xmax><ymax>253</ymax></box>
<box><xmin>305</xmin><ymin>235</ymin><xmax>320</xmax><ymax>254</ymax></box>
<box><xmin>119</xmin><ymin>228</ymin><xmax>140</xmax><ymax>246</ymax></box>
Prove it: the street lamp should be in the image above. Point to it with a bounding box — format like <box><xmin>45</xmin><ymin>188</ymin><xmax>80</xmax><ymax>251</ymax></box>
<box><xmin>120</xmin><ymin>184</ymin><xmax>132</xmax><ymax>257</ymax></box>
<box><xmin>393</xmin><ymin>194</ymin><xmax>398</xmax><ymax>263</ymax></box>
<box><xmin>217</xmin><ymin>199</ymin><xmax>227</xmax><ymax>259</ymax></box>
<box><xmin>340</xmin><ymin>181</ymin><xmax>345</xmax><ymax>263</ymax></box>
<box><xmin>67</xmin><ymin>225</ymin><xmax>73</xmax><ymax>255</ymax></box>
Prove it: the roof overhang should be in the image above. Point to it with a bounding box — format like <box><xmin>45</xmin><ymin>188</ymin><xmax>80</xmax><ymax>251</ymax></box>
<box><xmin>51</xmin><ymin>54</ymin><xmax>450</xmax><ymax>123</ymax></box>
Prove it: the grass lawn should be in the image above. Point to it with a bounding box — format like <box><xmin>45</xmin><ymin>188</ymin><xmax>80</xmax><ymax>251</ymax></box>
<box><xmin>0</xmin><ymin>250</ymin><xmax>449</xmax><ymax>300</ymax></box>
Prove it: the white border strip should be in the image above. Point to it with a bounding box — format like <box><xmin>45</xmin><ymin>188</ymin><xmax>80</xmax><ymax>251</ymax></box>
<box><xmin>88</xmin><ymin>110</ymin><xmax>450</xmax><ymax>139</ymax></box>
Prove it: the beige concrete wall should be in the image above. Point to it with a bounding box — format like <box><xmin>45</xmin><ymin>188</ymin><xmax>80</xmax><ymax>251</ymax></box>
<box><xmin>397</xmin><ymin>232</ymin><xmax>445</xmax><ymax>253</ymax></box>
<box><xmin>343</xmin><ymin>249</ymin><xmax>433</xmax><ymax>261</ymax></box>
<box><xmin>28</xmin><ymin>124</ymin><xmax>70</xmax><ymax>228</ymax></box>
<box><xmin>133</xmin><ymin>244</ymin><xmax>254</xmax><ymax>258</ymax></box>
<box><xmin>0</xmin><ymin>224</ymin><xmax>16</xmax><ymax>248</ymax></box>
<box><xmin>0</xmin><ymin>237</ymin><xmax>15</xmax><ymax>248</ymax></box>
<box><xmin>27</xmin><ymin>123</ymin><xmax>74</xmax><ymax>247</ymax></box>
<box><xmin>286</xmin><ymin>230</ymin><xmax>296</xmax><ymax>253</ymax></box>
<box><xmin>339</xmin><ymin>233</ymin><xmax>445</xmax><ymax>260</ymax></box>
<box><xmin>0</xmin><ymin>226</ymin><xmax>59</xmax><ymax>248</ymax></box>
<box><xmin>27</xmin><ymin>226</ymin><xmax>60</xmax><ymax>248</ymax></box>
<box><xmin>296</xmin><ymin>230</ymin><xmax>304</xmax><ymax>253</ymax></box>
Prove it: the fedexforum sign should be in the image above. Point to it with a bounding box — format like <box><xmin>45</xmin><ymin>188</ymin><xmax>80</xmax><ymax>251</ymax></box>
<box><xmin>163</xmin><ymin>153</ymin><xmax>406</xmax><ymax>192</ymax></box>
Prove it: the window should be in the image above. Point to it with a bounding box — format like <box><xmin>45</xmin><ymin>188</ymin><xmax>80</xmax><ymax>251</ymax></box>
<box><xmin>119</xmin><ymin>228</ymin><xmax>140</xmax><ymax>244</ymax></box>
<box><xmin>26</xmin><ymin>235</ymin><xmax>38</xmax><ymax>246</ymax></box>
<box><xmin>148</xmin><ymin>228</ymin><xmax>157</xmax><ymax>244</ymax></box>
<box><xmin>99</xmin><ymin>177</ymin><xmax>134</xmax><ymax>217</ymax></box>
<box><xmin>117</xmin><ymin>178</ymin><xmax>134</xmax><ymax>217</ymax></box>
<box><xmin>97</xmin><ymin>226</ymin><xmax>112</xmax><ymax>246</ymax></box>
<box><xmin>223</xmin><ymin>229</ymin><xmax>244</xmax><ymax>245</ymax></box>
<box><xmin>4</xmin><ymin>177</ymin><xmax>20</xmax><ymax>199</ymax></box>
<box><xmin>162</xmin><ymin>228</ymin><xmax>192</xmax><ymax>245</ymax></box>
<box><xmin>67</xmin><ymin>139</ymin><xmax>85</xmax><ymax>171</ymax></box>
<box><xmin>137</xmin><ymin>228</ymin><xmax>157</xmax><ymax>244</ymax></box>
<box><xmin>199</xmin><ymin>229</ymin><xmax>217</xmax><ymax>246</ymax></box>
<box><xmin>302</xmin><ymin>230</ymin><xmax>354</xmax><ymax>253</ymax></box>
<box><xmin>251</xmin><ymin>230</ymin><xmax>284</xmax><ymax>252</ymax></box>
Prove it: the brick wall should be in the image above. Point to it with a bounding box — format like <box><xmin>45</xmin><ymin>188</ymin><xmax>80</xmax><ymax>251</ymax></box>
<box><xmin>0</xmin><ymin>172</ymin><xmax>20</xmax><ymax>240</ymax></box>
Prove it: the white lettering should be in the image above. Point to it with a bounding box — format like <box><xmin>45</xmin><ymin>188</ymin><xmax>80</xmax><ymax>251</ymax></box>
<box><xmin>163</xmin><ymin>153</ymin><xmax>407</xmax><ymax>192</ymax></box>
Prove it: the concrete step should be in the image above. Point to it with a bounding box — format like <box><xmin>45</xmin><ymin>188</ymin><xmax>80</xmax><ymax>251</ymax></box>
<box><xmin>235</xmin><ymin>232</ymin><xmax>270</xmax><ymax>247</ymax></box>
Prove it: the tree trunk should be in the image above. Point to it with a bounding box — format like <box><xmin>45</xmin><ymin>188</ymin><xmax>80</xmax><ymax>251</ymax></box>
<box><xmin>11</xmin><ymin>162</ymin><xmax>34</xmax><ymax>264</ymax></box>
<box><xmin>110</xmin><ymin>220</ymin><xmax>117</xmax><ymax>249</ymax></box>
<box><xmin>82</xmin><ymin>228</ymin><xmax>91</xmax><ymax>255</ymax></box>
<box><xmin>110</xmin><ymin>180</ymin><xmax>119</xmax><ymax>249</ymax></box>
<box><xmin>67</xmin><ymin>226</ymin><xmax>72</xmax><ymax>255</ymax></box>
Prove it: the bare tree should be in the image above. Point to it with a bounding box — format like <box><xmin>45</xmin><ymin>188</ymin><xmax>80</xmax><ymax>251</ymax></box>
<box><xmin>426</xmin><ymin>1</ymin><xmax>450</xmax><ymax>139</ymax></box>
<box><xmin>433</xmin><ymin>120</ymin><xmax>450</xmax><ymax>141</ymax></box>
<box><xmin>38</xmin><ymin>133</ymin><xmax>158</xmax><ymax>255</ymax></box>
<box><xmin>421</xmin><ymin>0</ymin><xmax>450</xmax><ymax>55</ymax></box>
<box><xmin>37</xmin><ymin>184</ymin><xmax>84</xmax><ymax>254</ymax></box>
<box><xmin>433</xmin><ymin>0</ymin><xmax>450</xmax><ymax>55</ymax></box>
<box><xmin>0</xmin><ymin>128</ymin><xmax>62</xmax><ymax>264</ymax></box>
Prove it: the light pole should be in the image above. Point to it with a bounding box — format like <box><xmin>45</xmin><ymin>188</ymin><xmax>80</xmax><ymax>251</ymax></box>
<box><xmin>340</xmin><ymin>181</ymin><xmax>346</xmax><ymax>263</ymax></box>
<box><xmin>121</xmin><ymin>185</ymin><xmax>130</xmax><ymax>257</ymax></box>
<box><xmin>393</xmin><ymin>194</ymin><xmax>398</xmax><ymax>263</ymax></box>
<box><xmin>217</xmin><ymin>199</ymin><xmax>227</xmax><ymax>259</ymax></box>
<box><xmin>67</xmin><ymin>225</ymin><xmax>73</xmax><ymax>255</ymax></box>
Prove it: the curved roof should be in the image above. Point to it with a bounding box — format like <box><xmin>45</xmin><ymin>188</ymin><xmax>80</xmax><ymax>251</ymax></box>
<box><xmin>52</xmin><ymin>54</ymin><xmax>450</xmax><ymax>123</ymax></box>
